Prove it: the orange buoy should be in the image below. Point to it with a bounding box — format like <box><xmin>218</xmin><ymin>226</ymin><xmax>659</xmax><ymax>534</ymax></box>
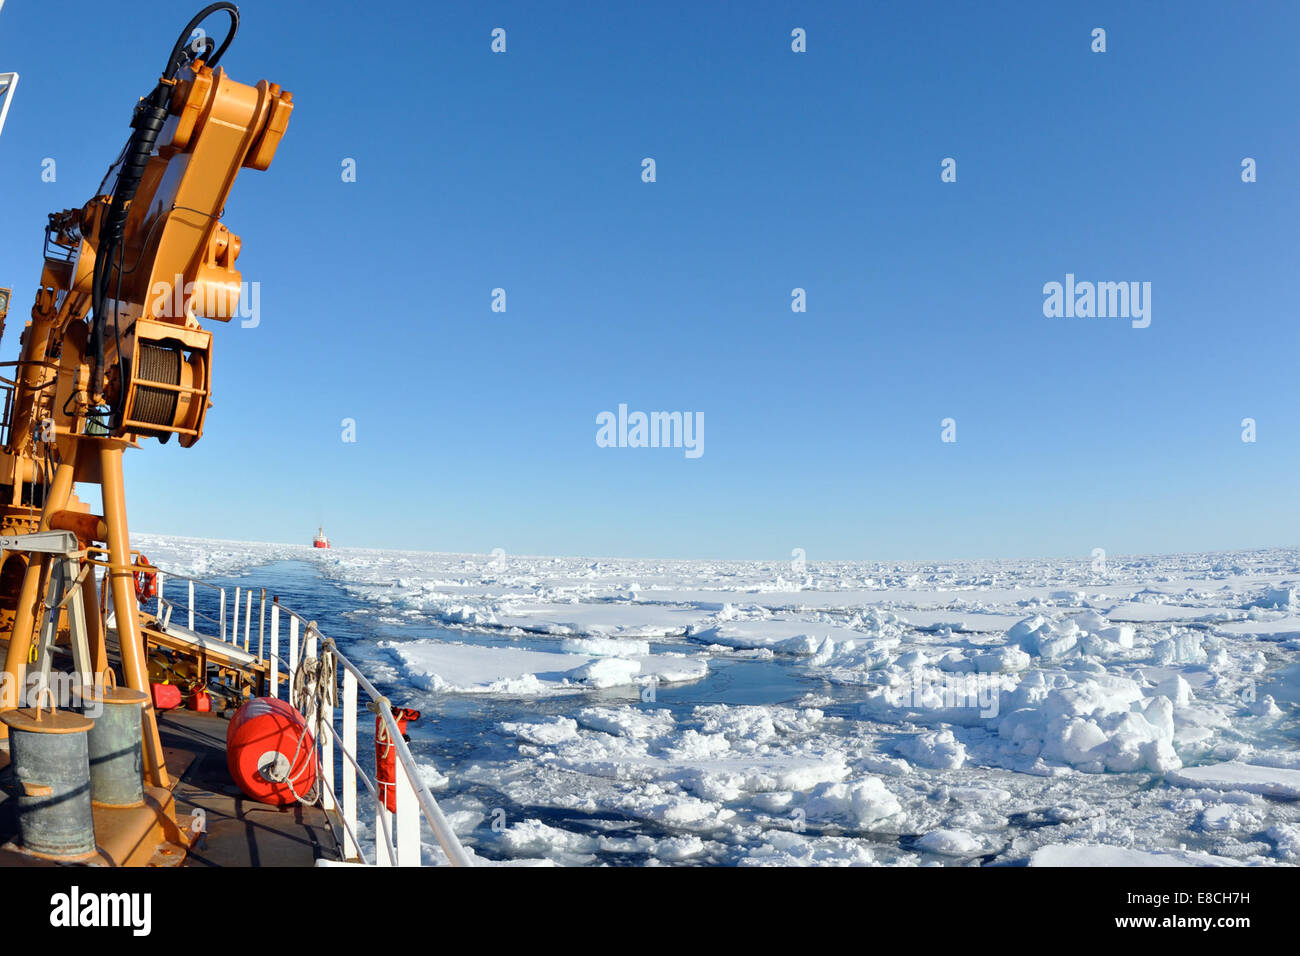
<box><xmin>375</xmin><ymin>707</ymin><xmax>420</xmax><ymax>813</ymax></box>
<box><xmin>226</xmin><ymin>697</ymin><xmax>316</xmax><ymax>805</ymax></box>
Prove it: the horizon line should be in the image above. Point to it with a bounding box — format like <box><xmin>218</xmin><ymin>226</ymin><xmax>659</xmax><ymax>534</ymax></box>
<box><xmin>131</xmin><ymin>531</ymin><xmax>1300</xmax><ymax>569</ymax></box>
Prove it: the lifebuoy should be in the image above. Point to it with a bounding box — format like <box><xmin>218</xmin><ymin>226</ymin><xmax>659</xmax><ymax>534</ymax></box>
<box><xmin>134</xmin><ymin>553</ymin><xmax>157</xmax><ymax>603</ymax></box>
<box><xmin>376</xmin><ymin>707</ymin><xmax>420</xmax><ymax>813</ymax></box>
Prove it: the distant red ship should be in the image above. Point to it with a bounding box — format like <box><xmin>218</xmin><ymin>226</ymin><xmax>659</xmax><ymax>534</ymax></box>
<box><xmin>313</xmin><ymin>526</ymin><xmax>330</xmax><ymax>549</ymax></box>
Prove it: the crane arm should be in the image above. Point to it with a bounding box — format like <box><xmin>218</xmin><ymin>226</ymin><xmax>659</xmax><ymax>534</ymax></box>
<box><xmin>3</xmin><ymin>1</ymin><xmax>292</xmax><ymax>474</ymax></box>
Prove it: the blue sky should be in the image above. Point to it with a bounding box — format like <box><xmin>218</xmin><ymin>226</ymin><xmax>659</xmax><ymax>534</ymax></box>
<box><xmin>0</xmin><ymin>1</ymin><xmax>1296</xmax><ymax>561</ymax></box>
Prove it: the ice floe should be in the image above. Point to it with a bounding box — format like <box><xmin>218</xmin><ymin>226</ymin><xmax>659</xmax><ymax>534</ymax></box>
<box><xmin>383</xmin><ymin>640</ymin><xmax>709</xmax><ymax>694</ymax></box>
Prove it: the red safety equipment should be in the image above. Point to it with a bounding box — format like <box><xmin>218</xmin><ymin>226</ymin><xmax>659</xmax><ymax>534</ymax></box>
<box><xmin>134</xmin><ymin>553</ymin><xmax>157</xmax><ymax>603</ymax></box>
<box><xmin>376</xmin><ymin>707</ymin><xmax>420</xmax><ymax>813</ymax></box>
<box><xmin>152</xmin><ymin>682</ymin><xmax>183</xmax><ymax>710</ymax></box>
<box><xmin>189</xmin><ymin>685</ymin><xmax>212</xmax><ymax>713</ymax></box>
<box><xmin>226</xmin><ymin>697</ymin><xmax>316</xmax><ymax>805</ymax></box>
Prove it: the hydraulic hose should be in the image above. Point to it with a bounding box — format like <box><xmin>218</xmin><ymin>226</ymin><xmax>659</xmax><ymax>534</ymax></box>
<box><xmin>89</xmin><ymin>3</ymin><xmax>240</xmax><ymax>404</ymax></box>
<box><xmin>164</xmin><ymin>3</ymin><xmax>240</xmax><ymax>77</ymax></box>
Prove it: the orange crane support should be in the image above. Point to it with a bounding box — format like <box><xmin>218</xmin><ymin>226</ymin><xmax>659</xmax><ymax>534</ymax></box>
<box><xmin>0</xmin><ymin>3</ymin><xmax>292</xmax><ymax>803</ymax></box>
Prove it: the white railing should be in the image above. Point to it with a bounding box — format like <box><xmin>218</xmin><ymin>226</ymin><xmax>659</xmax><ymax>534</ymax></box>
<box><xmin>0</xmin><ymin>72</ymin><xmax>17</xmax><ymax>140</ymax></box>
<box><xmin>0</xmin><ymin>2</ymin><xmax>15</xmax><ymax>143</ymax></box>
<box><xmin>146</xmin><ymin>565</ymin><xmax>471</xmax><ymax>867</ymax></box>
<box><xmin>270</xmin><ymin>602</ymin><xmax>472</xmax><ymax>867</ymax></box>
<box><xmin>152</xmin><ymin>570</ymin><xmax>228</xmax><ymax>638</ymax></box>
<box><xmin>155</xmin><ymin>573</ymin><xmax>273</xmax><ymax>660</ymax></box>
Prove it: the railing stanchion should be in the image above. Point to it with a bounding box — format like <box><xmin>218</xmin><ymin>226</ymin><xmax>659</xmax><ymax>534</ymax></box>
<box><xmin>396</xmin><ymin>754</ymin><xmax>420</xmax><ymax>866</ymax></box>
<box><xmin>219</xmin><ymin>587</ymin><xmax>226</xmax><ymax>641</ymax></box>
<box><xmin>269</xmin><ymin>600</ymin><xmax>280</xmax><ymax>699</ymax></box>
<box><xmin>258</xmin><ymin>589</ymin><xmax>266</xmax><ymax>660</ymax></box>
<box><xmin>157</xmin><ymin>572</ymin><xmax>164</xmax><ymax>616</ymax></box>
<box><xmin>321</xmin><ymin>647</ymin><xmax>335</xmax><ymax>813</ymax></box>
<box><xmin>244</xmin><ymin>589</ymin><xmax>253</xmax><ymax>651</ymax></box>
<box><xmin>187</xmin><ymin>579</ymin><xmax>195</xmax><ymax>631</ymax></box>
<box><xmin>341</xmin><ymin>669</ymin><xmax>358</xmax><ymax>859</ymax></box>
<box><xmin>376</xmin><ymin>805</ymin><xmax>395</xmax><ymax>867</ymax></box>
<box><xmin>233</xmin><ymin>587</ymin><xmax>240</xmax><ymax>645</ymax></box>
<box><xmin>289</xmin><ymin>615</ymin><xmax>299</xmax><ymax>680</ymax></box>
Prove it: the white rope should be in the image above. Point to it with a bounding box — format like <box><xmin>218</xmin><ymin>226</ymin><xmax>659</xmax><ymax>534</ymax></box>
<box><xmin>277</xmin><ymin>630</ymin><xmax>336</xmax><ymax>806</ymax></box>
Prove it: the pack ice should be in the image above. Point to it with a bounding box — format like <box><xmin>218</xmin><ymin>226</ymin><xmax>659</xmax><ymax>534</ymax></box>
<box><xmin>136</xmin><ymin>535</ymin><xmax>1300</xmax><ymax>867</ymax></box>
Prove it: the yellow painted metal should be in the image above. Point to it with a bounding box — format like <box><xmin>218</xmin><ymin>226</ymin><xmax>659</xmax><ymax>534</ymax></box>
<box><xmin>0</xmin><ymin>10</ymin><xmax>291</xmax><ymax>863</ymax></box>
<box><xmin>98</xmin><ymin>443</ymin><xmax>169</xmax><ymax>789</ymax></box>
<box><xmin>0</xmin><ymin>455</ymin><xmax>75</xmax><ymax>712</ymax></box>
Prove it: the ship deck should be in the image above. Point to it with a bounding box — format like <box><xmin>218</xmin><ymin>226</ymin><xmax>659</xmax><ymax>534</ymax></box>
<box><xmin>0</xmin><ymin>708</ymin><xmax>343</xmax><ymax>867</ymax></box>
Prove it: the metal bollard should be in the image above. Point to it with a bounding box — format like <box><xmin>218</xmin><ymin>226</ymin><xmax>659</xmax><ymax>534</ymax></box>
<box><xmin>1</xmin><ymin>694</ymin><xmax>96</xmax><ymax>861</ymax></box>
<box><xmin>74</xmin><ymin>680</ymin><xmax>147</xmax><ymax>808</ymax></box>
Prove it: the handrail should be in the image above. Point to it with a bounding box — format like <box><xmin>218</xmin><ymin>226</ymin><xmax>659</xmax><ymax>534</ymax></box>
<box><xmin>325</xmin><ymin>635</ymin><xmax>472</xmax><ymax>866</ymax></box>
<box><xmin>0</xmin><ymin>70</ymin><xmax>17</xmax><ymax>141</ymax></box>
<box><xmin>142</xmin><ymin>560</ymin><xmax>472</xmax><ymax>867</ymax></box>
<box><xmin>159</xmin><ymin>598</ymin><xmax>221</xmax><ymax>630</ymax></box>
<box><xmin>270</xmin><ymin>601</ymin><xmax>473</xmax><ymax>866</ymax></box>
<box><xmin>146</xmin><ymin>567</ymin><xmax>225</xmax><ymax>590</ymax></box>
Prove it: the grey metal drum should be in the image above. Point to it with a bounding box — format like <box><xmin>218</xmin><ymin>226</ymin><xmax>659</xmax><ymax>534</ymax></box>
<box><xmin>74</xmin><ymin>683</ymin><xmax>148</xmax><ymax>808</ymax></box>
<box><xmin>1</xmin><ymin>704</ymin><xmax>96</xmax><ymax>861</ymax></box>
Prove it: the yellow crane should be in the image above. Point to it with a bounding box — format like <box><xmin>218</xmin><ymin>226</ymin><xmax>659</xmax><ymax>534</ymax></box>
<box><xmin>0</xmin><ymin>2</ymin><xmax>291</xmax><ymax>859</ymax></box>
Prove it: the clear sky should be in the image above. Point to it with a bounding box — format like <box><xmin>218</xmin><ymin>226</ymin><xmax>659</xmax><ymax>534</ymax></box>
<box><xmin>0</xmin><ymin>1</ymin><xmax>1296</xmax><ymax>562</ymax></box>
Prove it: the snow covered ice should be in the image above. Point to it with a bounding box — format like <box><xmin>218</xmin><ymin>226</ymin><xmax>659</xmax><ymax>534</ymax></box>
<box><xmin>136</xmin><ymin>534</ymin><xmax>1300</xmax><ymax>866</ymax></box>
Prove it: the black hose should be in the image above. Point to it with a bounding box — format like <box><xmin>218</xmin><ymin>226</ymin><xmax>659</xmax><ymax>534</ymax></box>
<box><xmin>91</xmin><ymin>87</ymin><xmax>168</xmax><ymax>388</ymax></box>
<box><xmin>163</xmin><ymin>3</ymin><xmax>240</xmax><ymax>78</ymax></box>
<box><xmin>89</xmin><ymin>4</ymin><xmax>241</xmax><ymax>408</ymax></box>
